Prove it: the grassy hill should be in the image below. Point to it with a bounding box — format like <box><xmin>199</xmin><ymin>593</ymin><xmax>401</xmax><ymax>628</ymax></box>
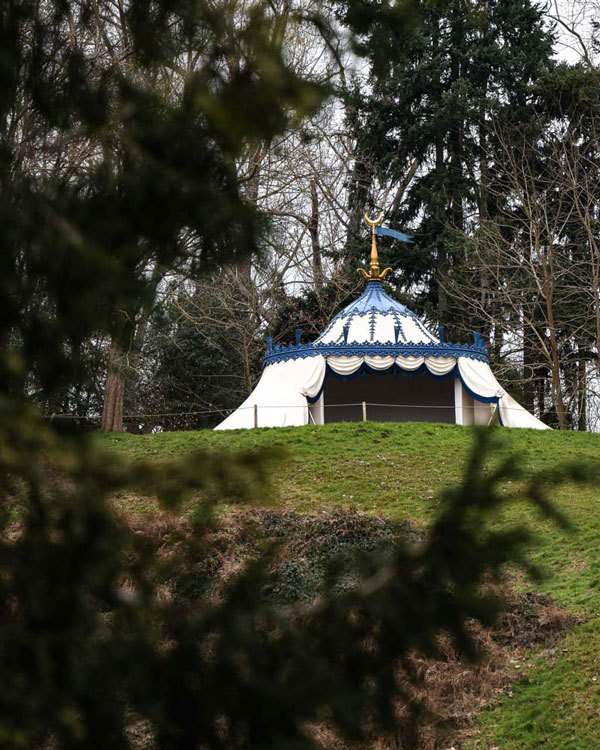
<box><xmin>101</xmin><ymin>423</ymin><xmax>600</xmax><ymax>749</ymax></box>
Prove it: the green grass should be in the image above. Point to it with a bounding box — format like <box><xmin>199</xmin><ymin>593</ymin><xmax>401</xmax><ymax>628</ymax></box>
<box><xmin>100</xmin><ymin>422</ymin><xmax>600</xmax><ymax>748</ymax></box>
<box><xmin>476</xmin><ymin>620</ymin><xmax>600</xmax><ymax>749</ymax></box>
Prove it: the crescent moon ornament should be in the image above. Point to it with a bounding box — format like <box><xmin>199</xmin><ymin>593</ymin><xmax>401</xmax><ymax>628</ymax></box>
<box><xmin>364</xmin><ymin>211</ymin><xmax>384</xmax><ymax>228</ymax></box>
<box><xmin>358</xmin><ymin>210</ymin><xmax>390</xmax><ymax>282</ymax></box>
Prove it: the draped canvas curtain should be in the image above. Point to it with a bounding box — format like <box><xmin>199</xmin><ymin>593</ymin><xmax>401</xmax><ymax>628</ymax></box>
<box><xmin>457</xmin><ymin>359</ymin><xmax>549</xmax><ymax>429</ymax></box>
<box><xmin>215</xmin><ymin>356</ymin><xmax>326</xmax><ymax>430</ymax></box>
<box><xmin>326</xmin><ymin>355</ymin><xmax>456</xmax><ymax>376</ymax></box>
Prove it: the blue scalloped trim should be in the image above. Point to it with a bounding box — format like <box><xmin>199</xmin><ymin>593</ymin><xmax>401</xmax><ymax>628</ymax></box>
<box><xmin>264</xmin><ymin>341</ymin><xmax>489</xmax><ymax>366</ymax></box>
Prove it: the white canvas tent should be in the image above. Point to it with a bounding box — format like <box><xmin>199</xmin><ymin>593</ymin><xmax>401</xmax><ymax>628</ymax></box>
<box><xmin>216</xmin><ymin>226</ymin><xmax>549</xmax><ymax>431</ymax></box>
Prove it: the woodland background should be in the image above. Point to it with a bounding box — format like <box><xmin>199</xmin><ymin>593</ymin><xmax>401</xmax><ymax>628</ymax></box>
<box><xmin>19</xmin><ymin>0</ymin><xmax>600</xmax><ymax>432</ymax></box>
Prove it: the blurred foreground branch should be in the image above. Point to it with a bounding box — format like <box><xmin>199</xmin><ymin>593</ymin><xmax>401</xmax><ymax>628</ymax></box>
<box><xmin>0</xmin><ymin>420</ymin><xmax>592</xmax><ymax>749</ymax></box>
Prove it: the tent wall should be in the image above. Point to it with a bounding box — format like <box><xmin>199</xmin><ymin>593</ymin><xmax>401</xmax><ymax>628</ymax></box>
<box><xmin>474</xmin><ymin>398</ymin><xmax>494</xmax><ymax>425</ymax></box>
<box><xmin>308</xmin><ymin>394</ymin><xmax>325</xmax><ymax>425</ymax></box>
<box><xmin>322</xmin><ymin>372</ymin><xmax>455</xmax><ymax>424</ymax></box>
<box><xmin>454</xmin><ymin>379</ymin><xmax>471</xmax><ymax>425</ymax></box>
<box><xmin>457</xmin><ymin>359</ymin><xmax>550</xmax><ymax>429</ymax></box>
<box><xmin>214</xmin><ymin>357</ymin><xmax>326</xmax><ymax>430</ymax></box>
<box><xmin>454</xmin><ymin>380</ymin><xmax>494</xmax><ymax>426</ymax></box>
<box><xmin>215</xmin><ymin>353</ymin><xmax>550</xmax><ymax>431</ymax></box>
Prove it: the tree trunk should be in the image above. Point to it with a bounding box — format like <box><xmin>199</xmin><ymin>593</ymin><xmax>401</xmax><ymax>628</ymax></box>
<box><xmin>522</xmin><ymin>269</ymin><xmax>536</xmax><ymax>414</ymax></box>
<box><xmin>101</xmin><ymin>341</ymin><xmax>126</xmax><ymax>432</ymax></box>
<box><xmin>309</xmin><ymin>179</ymin><xmax>323</xmax><ymax>289</ymax></box>
<box><xmin>478</xmin><ymin>107</ymin><xmax>493</xmax><ymax>343</ymax></box>
<box><xmin>521</xmin><ymin>241</ymin><xmax>537</xmax><ymax>415</ymax></box>
<box><xmin>441</xmin><ymin>5</ymin><xmax>465</xmax><ymax>323</ymax></box>
<box><xmin>100</xmin><ymin>262</ymin><xmax>163</xmax><ymax>433</ymax></box>
<box><xmin>435</xmin><ymin>132</ymin><xmax>449</xmax><ymax>319</ymax></box>
<box><xmin>522</xmin><ymin>329</ymin><xmax>537</xmax><ymax>415</ymax></box>
<box><xmin>236</xmin><ymin>143</ymin><xmax>266</xmax><ymax>295</ymax></box>
<box><xmin>345</xmin><ymin>142</ymin><xmax>373</xmax><ymax>269</ymax></box>
<box><xmin>536</xmin><ymin>345</ymin><xmax>546</xmax><ymax>417</ymax></box>
<box><xmin>544</xmin><ymin>281</ymin><xmax>566</xmax><ymax>429</ymax></box>
<box><xmin>577</xmin><ymin>351</ymin><xmax>587</xmax><ymax>431</ymax></box>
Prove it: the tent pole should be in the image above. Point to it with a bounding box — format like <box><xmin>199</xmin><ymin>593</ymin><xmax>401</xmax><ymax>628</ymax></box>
<box><xmin>253</xmin><ymin>404</ymin><xmax>258</xmax><ymax>428</ymax></box>
<box><xmin>362</xmin><ymin>401</ymin><xmax>367</xmax><ymax>422</ymax></box>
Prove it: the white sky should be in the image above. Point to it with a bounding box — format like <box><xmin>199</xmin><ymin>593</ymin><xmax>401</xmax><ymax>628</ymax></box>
<box><xmin>550</xmin><ymin>0</ymin><xmax>598</xmax><ymax>63</ymax></box>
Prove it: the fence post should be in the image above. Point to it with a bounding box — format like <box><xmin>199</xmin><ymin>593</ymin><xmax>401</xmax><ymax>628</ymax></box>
<box><xmin>362</xmin><ymin>401</ymin><xmax>367</xmax><ymax>422</ymax></box>
<box><xmin>253</xmin><ymin>404</ymin><xmax>258</xmax><ymax>428</ymax></box>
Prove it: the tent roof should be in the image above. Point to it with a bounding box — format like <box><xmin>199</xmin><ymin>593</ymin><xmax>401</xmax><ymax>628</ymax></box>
<box><xmin>325</xmin><ymin>280</ymin><xmax>413</xmax><ymax>318</ymax></box>
<box><xmin>265</xmin><ymin>281</ymin><xmax>488</xmax><ymax>367</ymax></box>
<box><xmin>315</xmin><ymin>281</ymin><xmax>438</xmax><ymax>348</ymax></box>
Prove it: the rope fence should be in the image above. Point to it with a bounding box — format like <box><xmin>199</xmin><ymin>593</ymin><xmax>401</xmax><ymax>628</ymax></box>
<box><xmin>44</xmin><ymin>399</ymin><xmax>511</xmax><ymax>432</ymax></box>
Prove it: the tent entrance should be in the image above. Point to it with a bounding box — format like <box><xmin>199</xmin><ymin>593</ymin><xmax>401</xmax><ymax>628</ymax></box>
<box><xmin>318</xmin><ymin>371</ymin><xmax>455</xmax><ymax>424</ymax></box>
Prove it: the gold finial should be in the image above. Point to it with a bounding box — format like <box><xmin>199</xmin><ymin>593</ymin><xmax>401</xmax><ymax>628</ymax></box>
<box><xmin>358</xmin><ymin>211</ymin><xmax>392</xmax><ymax>282</ymax></box>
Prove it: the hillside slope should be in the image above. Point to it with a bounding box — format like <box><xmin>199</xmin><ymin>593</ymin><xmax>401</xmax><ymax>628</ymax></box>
<box><xmin>101</xmin><ymin>423</ymin><xmax>600</xmax><ymax>749</ymax></box>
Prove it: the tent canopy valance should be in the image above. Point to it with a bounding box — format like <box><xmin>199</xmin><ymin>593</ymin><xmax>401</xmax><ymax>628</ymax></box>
<box><xmin>263</xmin><ymin>339</ymin><xmax>489</xmax><ymax>368</ymax></box>
<box><xmin>327</xmin><ymin>354</ymin><xmax>458</xmax><ymax>377</ymax></box>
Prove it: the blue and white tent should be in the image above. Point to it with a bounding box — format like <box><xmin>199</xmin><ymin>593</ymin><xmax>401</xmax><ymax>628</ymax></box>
<box><xmin>216</xmin><ymin>223</ymin><xmax>548</xmax><ymax>431</ymax></box>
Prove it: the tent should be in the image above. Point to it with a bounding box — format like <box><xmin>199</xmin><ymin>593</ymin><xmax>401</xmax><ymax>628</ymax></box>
<box><xmin>216</xmin><ymin>221</ymin><xmax>549</xmax><ymax>431</ymax></box>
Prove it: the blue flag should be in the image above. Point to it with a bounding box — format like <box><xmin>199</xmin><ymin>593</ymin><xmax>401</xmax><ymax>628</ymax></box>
<box><xmin>375</xmin><ymin>226</ymin><xmax>413</xmax><ymax>243</ymax></box>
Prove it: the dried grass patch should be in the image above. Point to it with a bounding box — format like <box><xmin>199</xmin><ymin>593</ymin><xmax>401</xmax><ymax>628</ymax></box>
<box><xmin>118</xmin><ymin>506</ymin><xmax>580</xmax><ymax>749</ymax></box>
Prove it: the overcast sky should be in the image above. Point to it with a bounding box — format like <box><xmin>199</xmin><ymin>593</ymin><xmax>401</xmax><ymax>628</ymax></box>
<box><xmin>551</xmin><ymin>0</ymin><xmax>597</xmax><ymax>63</ymax></box>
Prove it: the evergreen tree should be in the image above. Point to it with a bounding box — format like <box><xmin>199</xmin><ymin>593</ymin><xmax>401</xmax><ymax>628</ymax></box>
<box><xmin>337</xmin><ymin>0</ymin><xmax>555</xmax><ymax>331</ymax></box>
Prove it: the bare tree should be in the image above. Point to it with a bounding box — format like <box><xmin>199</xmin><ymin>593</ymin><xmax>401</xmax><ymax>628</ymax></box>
<box><xmin>98</xmin><ymin>0</ymin><xmax>342</xmax><ymax>430</ymax></box>
<box><xmin>448</xmin><ymin>114</ymin><xmax>600</xmax><ymax>429</ymax></box>
<box><xmin>549</xmin><ymin>0</ymin><xmax>597</xmax><ymax>65</ymax></box>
